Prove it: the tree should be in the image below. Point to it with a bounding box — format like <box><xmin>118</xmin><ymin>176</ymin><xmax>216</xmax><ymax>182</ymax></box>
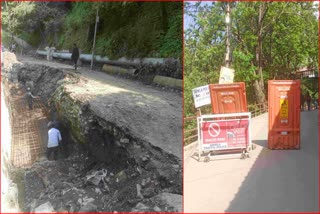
<box><xmin>2</xmin><ymin>2</ymin><xmax>67</xmax><ymax>47</ymax></box>
<box><xmin>184</xmin><ymin>2</ymin><xmax>318</xmax><ymax>117</ymax></box>
<box><xmin>184</xmin><ymin>2</ymin><xmax>226</xmax><ymax>116</ymax></box>
<box><xmin>2</xmin><ymin>2</ymin><xmax>182</xmax><ymax>59</ymax></box>
<box><xmin>62</xmin><ymin>2</ymin><xmax>182</xmax><ymax>59</ymax></box>
<box><xmin>232</xmin><ymin>2</ymin><xmax>317</xmax><ymax>105</ymax></box>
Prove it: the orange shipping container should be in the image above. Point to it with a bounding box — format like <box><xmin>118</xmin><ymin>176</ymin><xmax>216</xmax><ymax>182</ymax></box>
<box><xmin>268</xmin><ymin>80</ymin><xmax>300</xmax><ymax>149</ymax></box>
<box><xmin>209</xmin><ymin>82</ymin><xmax>248</xmax><ymax>114</ymax></box>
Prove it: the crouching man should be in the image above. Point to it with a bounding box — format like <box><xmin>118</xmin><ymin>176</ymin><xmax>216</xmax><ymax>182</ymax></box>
<box><xmin>47</xmin><ymin>121</ymin><xmax>62</xmax><ymax>160</ymax></box>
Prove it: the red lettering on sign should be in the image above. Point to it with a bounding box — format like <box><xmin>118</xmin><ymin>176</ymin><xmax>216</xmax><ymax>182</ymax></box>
<box><xmin>201</xmin><ymin>119</ymin><xmax>249</xmax><ymax>150</ymax></box>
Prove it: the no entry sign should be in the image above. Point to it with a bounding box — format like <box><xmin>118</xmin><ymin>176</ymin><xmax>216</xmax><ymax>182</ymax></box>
<box><xmin>201</xmin><ymin>119</ymin><xmax>249</xmax><ymax>151</ymax></box>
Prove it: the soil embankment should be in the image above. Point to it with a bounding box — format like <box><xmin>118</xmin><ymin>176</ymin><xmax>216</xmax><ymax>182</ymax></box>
<box><xmin>1</xmin><ymin>54</ymin><xmax>182</xmax><ymax>212</ymax></box>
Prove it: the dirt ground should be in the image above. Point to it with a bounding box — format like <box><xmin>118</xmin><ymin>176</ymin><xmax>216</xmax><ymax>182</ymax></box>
<box><xmin>17</xmin><ymin>55</ymin><xmax>182</xmax><ymax>160</ymax></box>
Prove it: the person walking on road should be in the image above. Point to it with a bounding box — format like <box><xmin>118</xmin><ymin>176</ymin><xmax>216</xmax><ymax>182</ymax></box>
<box><xmin>71</xmin><ymin>43</ymin><xmax>80</xmax><ymax>71</ymax></box>
<box><xmin>305</xmin><ymin>92</ymin><xmax>311</xmax><ymax>111</ymax></box>
<box><xmin>47</xmin><ymin>121</ymin><xmax>62</xmax><ymax>160</ymax></box>
<box><xmin>26</xmin><ymin>87</ymin><xmax>39</xmax><ymax>110</ymax></box>
<box><xmin>300</xmin><ymin>92</ymin><xmax>305</xmax><ymax>111</ymax></box>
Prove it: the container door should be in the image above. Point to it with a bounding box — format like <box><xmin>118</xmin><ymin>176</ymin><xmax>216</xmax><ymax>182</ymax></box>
<box><xmin>268</xmin><ymin>80</ymin><xmax>300</xmax><ymax>149</ymax></box>
<box><xmin>209</xmin><ymin>82</ymin><xmax>248</xmax><ymax>114</ymax></box>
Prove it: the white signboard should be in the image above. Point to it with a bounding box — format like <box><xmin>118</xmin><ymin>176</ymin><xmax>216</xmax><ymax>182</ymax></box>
<box><xmin>192</xmin><ymin>85</ymin><xmax>211</xmax><ymax>108</ymax></box>
<box><xmin>219</xmin><ymin>66</ymin><xmax>235</xmax><ymax>84</ymax></box>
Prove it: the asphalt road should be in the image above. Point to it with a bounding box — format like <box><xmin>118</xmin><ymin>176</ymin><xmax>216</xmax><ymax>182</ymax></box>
<box><xmin>184</xmin><ymin>111</ymin><xmax>318</xmax><ymax>212</ymax></box>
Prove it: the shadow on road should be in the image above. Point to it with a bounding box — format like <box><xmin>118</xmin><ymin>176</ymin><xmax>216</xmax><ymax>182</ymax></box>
<box><xmin>252</xmin><ymin>140</ymin><xmax>267</xmax><ymax>148</ymax></box>
<box><xmin>225</xmin><ymin>111</ymin><xmax>318</xmax><ymax>212</ymax></box>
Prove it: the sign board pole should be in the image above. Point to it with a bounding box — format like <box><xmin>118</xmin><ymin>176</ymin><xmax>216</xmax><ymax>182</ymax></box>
<box><xmin>197</xmin><ymin>108</ymin><xmax>201</xmax><ymax>117</ymax></box>
<box><xmin>197</xmin><ymin>116</ymin><xmax>201</xmax><ymax>161</ymax></box>
<box><xmin>197</xmin><ymin>108</ymin><xmax>202</xmax><ymax>161</ymax></box>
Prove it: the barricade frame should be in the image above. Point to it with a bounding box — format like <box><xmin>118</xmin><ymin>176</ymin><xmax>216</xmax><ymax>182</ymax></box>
<box><xmin>197</xmin><ymin>112</ymin><xmax>252</xmax><ymax>162</ymax></box>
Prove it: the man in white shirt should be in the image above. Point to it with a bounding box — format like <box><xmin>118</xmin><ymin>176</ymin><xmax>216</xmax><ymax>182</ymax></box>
<box><xmin>47</xmin><ymin>122</ymin><xmax>62</xmax><ymax>160</ymax></box>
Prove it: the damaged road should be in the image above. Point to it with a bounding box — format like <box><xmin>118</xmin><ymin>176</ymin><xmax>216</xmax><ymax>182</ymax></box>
<box><xmin>2</xmin><ymin>54</ymin><xmax>182</xmax><ymax>212</ymax></box>
<box><xmin>18</xmin><ymin>56</ymin><xmax>182</xmax><ymax>159</ymax></box>
<box><xmin>24</xmin><ymin>149</ymin><xmax>181</xmax><ymax>212</ymax></box>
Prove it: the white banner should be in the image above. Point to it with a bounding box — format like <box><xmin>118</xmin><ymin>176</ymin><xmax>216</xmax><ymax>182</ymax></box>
<box><xmin>219</xmin><ymin>66</ymin><xmax>235</xmax><ymax>84</ymax></box>
<box><xmin>192</xmin><ymin>85</ymin><xmax>211</xmax><ymax>108</ymax></box>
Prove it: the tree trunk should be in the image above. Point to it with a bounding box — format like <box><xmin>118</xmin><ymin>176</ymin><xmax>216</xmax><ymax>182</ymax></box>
<box><xmin>253</xmin><ymin>80</ymin><xmax>266</xmax><ymax>106</ymax></box>
<box><xmin>160</xmin><ymin>2</ymin><xmax>168</xmax><ymax>32</ymax></box>
<box><xmin>254</xmin><ymin>3</ymin><xmax>267</xmax><ymax>105</ymax></box>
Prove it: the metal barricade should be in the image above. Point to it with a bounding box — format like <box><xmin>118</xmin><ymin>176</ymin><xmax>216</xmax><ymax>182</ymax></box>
<box><xmin>197</xmin><ymin>112</ymin><xmax>252</xmax><ymax>162</ymax></box>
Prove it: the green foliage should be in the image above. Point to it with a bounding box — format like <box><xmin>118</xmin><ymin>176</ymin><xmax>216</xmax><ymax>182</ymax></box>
<box><xmin>301</xmin><ymin>78</ymin><xmax>318</xmax><ymax>99</ymax></box>
<box><xmin>95</xmin><ymin>36</ymin><xmax>111</xmax><ymax>56</ymax></box>
<box><xmin>2</xmin><ymin>2</ymin><xmax>35</xmax><ymax>34</ymax></box>
<box><xmin>58</xmin><ymin>34</ymin><xmax>65</xmax><ymax>49</ymax></box>
<box><xmin>60</xmin><ymin>2</ymin><xmax>182</xmax><ymax>59</ymax></box>
<box><xmin>65</xmin><ymin>2</ymin><xmax>95</xmax><ymax>28</ymax></box>
<box><xmin>184</xmin><ymin>2</ymin><xmax>227</xmax><ymax>117</ymax></box>
<box><xmin>159</xmin><ymin>13</ymin><xmax>183</xmax><ymax>58</ymax></box>
<box><xmin>19</xmin><ymin>31</ymin><xmax>40</xmax><ymax>47</ymax></box>
<box><xmin>3</xmin><ymin>2</ymin><xmax>181</xmax><ymax>59</ymax></box>
<box><xmin>2</xmin><ymin>2</ymin><xmax>67</xmax><ymax>47</ymax></box>
<box><xmin>1</xmin><ymin>31</ymin><xmax>12</xmax><ymax>47</ymax></box>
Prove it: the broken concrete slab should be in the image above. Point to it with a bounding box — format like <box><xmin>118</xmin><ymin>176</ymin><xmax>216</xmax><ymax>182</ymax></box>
<box><xmin>131</xmin><ymin>192</ymin><xmax>182</xmax><ymax>212</ymax></box>
<box><xmin>156</xmin><ymin>192</ymin><xmax>182</xmax><ymax>212</ymax></box>
<box><xmin>34</xmin><ymin>201</ymin><xmax>55</xmax><ymax>212</ymax></box>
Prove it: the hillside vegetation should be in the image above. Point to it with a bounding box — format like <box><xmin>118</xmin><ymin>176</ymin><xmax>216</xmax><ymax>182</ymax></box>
<box><xmin>2</xmin><ymin>2</ymin><xmax>182</xmax><ymax>60</ymax></box>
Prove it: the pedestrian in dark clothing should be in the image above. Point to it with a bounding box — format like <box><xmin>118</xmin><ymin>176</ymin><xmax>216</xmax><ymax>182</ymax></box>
<box><xmin>305</xmin><ymin>92</ymin><xmax>311</xmax><ymax>111</ymax></box>
<box><xmin>26</xmin><ymin>88</ymin><xmax>38</xmax><ymax>110</ymax></box>
<box><xmin>71</xmin><ymin>44</ymin><xmax>80</xmax><ymax>71</ymax></box>
<box><xmin>300</xmin><ymin>93</ymin><xmax>305</xmax><ymax>111</ymax></box>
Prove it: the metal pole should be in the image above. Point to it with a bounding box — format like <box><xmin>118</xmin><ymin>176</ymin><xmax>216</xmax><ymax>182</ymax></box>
<box><xmin>91</xmin><ymin>8</ymin><xmax>99</xmax><ymax>70</ymax></box>
<box><xmin>225</xmin><ymin>3</ymin><xmax>231</xmax><ymax>68</ymax></box>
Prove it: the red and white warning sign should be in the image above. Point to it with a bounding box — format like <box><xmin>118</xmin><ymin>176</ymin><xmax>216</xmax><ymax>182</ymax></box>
<box><xmin>201</xmin><ymin>119</ymin><xmax>249</xmax><ymax>151</ymax></box>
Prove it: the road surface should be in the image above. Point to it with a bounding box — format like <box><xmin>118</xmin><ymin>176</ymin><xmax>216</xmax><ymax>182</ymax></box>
<box><xmin>184</xmin><ymin>111</ymin><xmax>318</xmax><ymax>212</ymax></box>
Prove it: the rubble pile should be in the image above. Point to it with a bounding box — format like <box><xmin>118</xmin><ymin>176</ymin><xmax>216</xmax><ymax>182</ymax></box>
<box><xmin>3</xmin><ymin>52</ymin><xmax>20</xmax><ymax>71</ymax></box>
<box><xmin>24</xmin><ymin>148</ymin><xmax>182</xmax><ymax>212</ymax></box>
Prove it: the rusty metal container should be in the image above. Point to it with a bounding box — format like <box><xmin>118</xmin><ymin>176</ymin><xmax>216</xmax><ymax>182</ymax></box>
<box><xmin>268</xmin><ymin>80</ymin><xmax>300</xmax><ymax>149</ymax></box>
<box><xmin>209</xmin><ymin>82</ymin><xmax>248</xmax><ymax>114</ymax></box>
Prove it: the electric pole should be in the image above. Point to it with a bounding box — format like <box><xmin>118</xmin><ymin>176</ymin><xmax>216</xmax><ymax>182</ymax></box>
<box><xmin>91</xmin><ymin>8</ymin><xmax>99</xmax><ymax>70</ymax></box>
<box><xmin>225</xmin><ymin>3</ymin><xmax>231</xmax><ymax>68</ymax></box>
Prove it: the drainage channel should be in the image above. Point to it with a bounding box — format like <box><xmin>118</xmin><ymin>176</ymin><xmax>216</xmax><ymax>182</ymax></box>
<box><xmin>1</xmin><ymin>59</ymin><xmax>182</xmax><ymax>212</ymax></box>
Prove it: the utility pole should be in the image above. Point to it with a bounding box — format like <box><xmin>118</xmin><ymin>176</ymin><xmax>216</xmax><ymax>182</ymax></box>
<box><xmin>225</xmin><ymin>3</ymin><xmax>231</xmax><ymax>68</ymax></box>
<box><xmin>91</xmin><ymin>8</ymin><xmax>99</xmax><ymax>70</ymax></box>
